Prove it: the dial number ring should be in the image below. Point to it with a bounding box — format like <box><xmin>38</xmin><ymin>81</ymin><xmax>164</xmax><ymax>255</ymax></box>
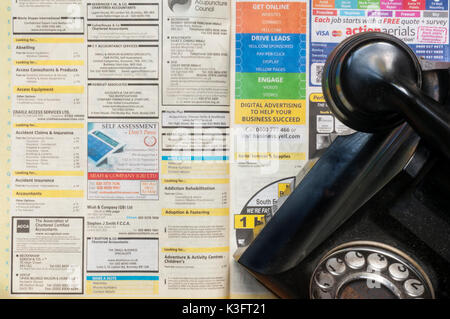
<box><xmin>309</xmin><ymin>242</ymin><xmax>434</xmax><ymax>299</ymax></box>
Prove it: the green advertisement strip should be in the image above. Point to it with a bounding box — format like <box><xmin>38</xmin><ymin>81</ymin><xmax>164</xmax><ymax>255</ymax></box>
<box><xmin>357</xmin><ymin>0</ymin><xmax>379</xmax><ymax>9</ymax></box>
<box><xmin>236</xmin><ymin>73</ymin><xmax>306</xmax><ymax>100</ymax></box>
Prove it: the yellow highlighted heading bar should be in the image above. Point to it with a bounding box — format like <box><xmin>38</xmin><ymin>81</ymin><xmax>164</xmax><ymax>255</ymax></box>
<box><xmin>162</xmin><ymin>208</ymin><xmax>229</xmax><ymax>216</ymax></box>
<box><xmin>235</xmin><ymin>152</ymin><xmax>306</xmax><ymax>161</ymax></box>
<box><xmin>162</xmin><ymin>247</ymin><xmax>229</xmax><ymax>253</ymax></box>
<box><xmin>162</xmin><ymin>178</ymin><xmax>229</xmax><ymax>184</ymax></box>
<box><xmin>14</xmin><ymin>86</ymin><xmax>84</xmax><ymax>94</ymax></box>
<box><xmin>14</xmin><ymin>123</ymin><xmax>84</xmax><ymax>129</ymax></box>
<box><xmin>15</xmin><ymin>38</ymin><xmax>84</xmax><ymax>43</ymax></box>
<box><xmin>13</xmin><ymin>171</ymin><xmax>84</xmax><ymax>177</ymax></box>
<box><xmin>13</xmin><ymin>190</ymin><xmax>84</xmax><ymax>198</ymax></box>
<box><xmin>15</xmin><ymin>60</ymin><xmax>83</xmax><ymax>66</ymax></box>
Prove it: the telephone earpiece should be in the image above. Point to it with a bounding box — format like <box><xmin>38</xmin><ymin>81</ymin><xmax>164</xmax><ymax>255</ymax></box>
<box><xmin>323</xmin><ymin>32</ymin><xmax>450</xmax><ymax>160</ymax></box>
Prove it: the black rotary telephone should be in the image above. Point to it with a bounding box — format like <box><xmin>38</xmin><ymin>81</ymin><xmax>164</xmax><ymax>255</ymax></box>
<box><xmin>235</xmin><ymin>32</ymin><xmax>450</xmax><ymax>299</ymax></box>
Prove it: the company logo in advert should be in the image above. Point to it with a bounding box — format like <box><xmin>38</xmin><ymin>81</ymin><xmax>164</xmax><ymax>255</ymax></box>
<box><xmin>332</xmin><ymin>30</ymin><xmax>342</xmax><ymax>37</ymax></box>
<box><xmin>144</xmin><ymin>135</ymin><xmax>157</xmax><ymax>147</ymax></box>
<box><xmin>16</xmin><ymin>219</ymin><xmax>30</xmax><ymax>233</ymax></box>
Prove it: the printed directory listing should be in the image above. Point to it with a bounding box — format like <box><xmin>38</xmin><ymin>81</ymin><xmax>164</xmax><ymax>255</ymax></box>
<box><xmin>7</xmin><ymin>0</ymin><xmax>230</xmax><ymax>298</ymax></box>
<box><xmin>0</xmin><ymin>0</ymin><xmax>448</xmax><ymax>298</ymax></box>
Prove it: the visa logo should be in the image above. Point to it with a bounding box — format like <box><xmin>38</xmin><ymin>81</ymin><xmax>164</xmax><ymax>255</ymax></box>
<box><xmin>316</xmin><ymin>31</ymin><xmax>329</xmax><ymax>36</ymax></box>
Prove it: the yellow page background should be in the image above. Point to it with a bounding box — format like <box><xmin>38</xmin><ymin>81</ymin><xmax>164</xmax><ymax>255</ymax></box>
<box><xmin>0</xmin><ymin>0</ymin><xmax>11</xmax><ymax>298</ymax></box>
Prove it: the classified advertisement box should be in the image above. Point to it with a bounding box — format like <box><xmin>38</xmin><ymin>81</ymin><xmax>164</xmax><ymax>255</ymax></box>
<box><xmin>86</xmin><ymin>237</ymin><xmax>159</xmax><ymax>273</ymax></box>
<box><xmin>11</xmin><ymin>217</ymin><xmax>84</xmax><ymax>295</ymax></box>
<box><xmin>87</xmin><ymin>122</ymin><xmax>159</xmax><ymax>200</ymax></box>
<box><xmin>88</xmin><ymin>82</ymin><xmax>159</xmax><ymax>118</ymax></box>
<box><xmin>87</xmin><ymin>43</ymin><xmax>159</xmax><ymax>80</ymax></box>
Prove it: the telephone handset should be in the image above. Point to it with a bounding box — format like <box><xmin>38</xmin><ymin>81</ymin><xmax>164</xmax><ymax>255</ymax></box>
<box><xmin>323</xmin><ymin>32</ymin><xmax>450</xmax><ymax>160</ymax></box>
<box><xmin>235</xmin><ymin>33</ymin><xmax>450</xmax><ymax>299</ymax></box>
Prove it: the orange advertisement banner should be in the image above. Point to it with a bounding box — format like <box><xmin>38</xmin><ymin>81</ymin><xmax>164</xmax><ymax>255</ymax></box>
<box><xmin>312</xmin><ymin>0</ymin><xmax>336</xmax><ymax>9</ymax></box>
<box><xmin>236</xmin><ymin>2</ymin><xmax>307</xmax><ymax>34</ymax></box>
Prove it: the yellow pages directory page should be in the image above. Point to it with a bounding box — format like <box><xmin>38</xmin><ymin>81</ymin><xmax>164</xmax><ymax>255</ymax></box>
<box><xmin>0</xmin><ymin>0</ymin><xmax>11</xmax><ymax>298</ymax></box>
<box><xmin>5</xmin><ymin>0</ymin><xmax>231</xmax><ymax>298</ymax></box>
